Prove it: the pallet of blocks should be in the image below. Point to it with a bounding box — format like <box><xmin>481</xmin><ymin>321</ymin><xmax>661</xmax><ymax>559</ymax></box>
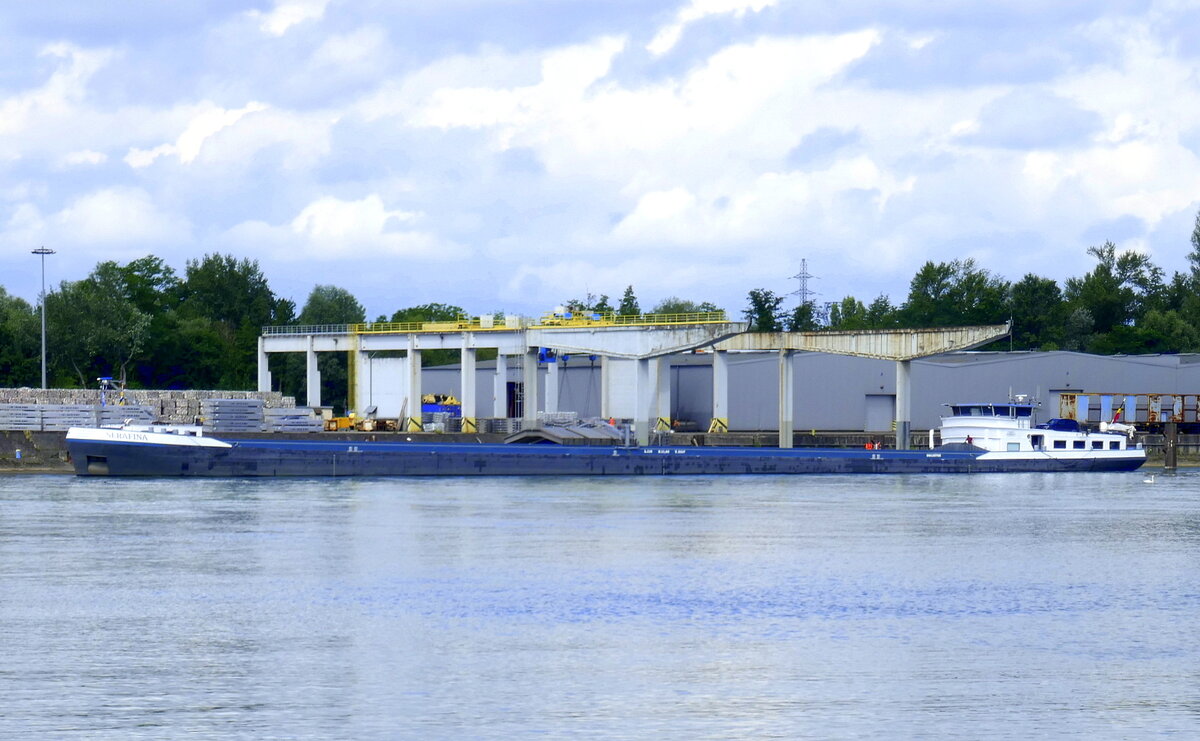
<box><xmin>200</xmin><ymin>398</ymin><xmax>267</xmax><ymax>433</ymax></box>
<box><xmin>0</xmin><ymin>404</ymin><xmax>42</xmax><ymax>430</ymax></box>
<box><xmin>264</xmin><ymin>407</ymin><xmax>324</xmax><ymax>433</ymax></box>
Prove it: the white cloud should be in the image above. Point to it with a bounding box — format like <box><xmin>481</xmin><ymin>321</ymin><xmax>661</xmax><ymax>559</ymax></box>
<box><xmin>407</xmin><ymin>31</ymin><xmax>878</xmax><ymax>181</ymax></box>
<box><xmin>55</xmin><ymin>187</ymin><xmax>191</xmax><ymax>245</ymax></box>
<box><xmin>59</xmin><ymin>150</ymin><xmax>108</xmax><ymax>166</ymax></box>
<box><xmin>248</xmin><ymin>0</ymin><xmax>331</xmax><ymax>37</ymax></box>
<box><xmin>225</xmin><ymin>194</ymin><xmax>463</xmax><ymax>262</ymax></box>
<box><xmin>312</xmin><ymin>26</ymin><xmax>388</xmax><ymax>68</ymax></box>
<box><xmin>610</xmin><ymin>156</ymin><xmax>914</xmax><ymax>249</ymax></box>
<box><xmin>1</xmin><ymin>188</ymin><xmax>191</xmax><ymax>266</ymax></box>
<box><xmin>648</xmin><ymin>0</ymin><xmax>779</xmax><ymax>56</ymax></box>
<box><xmin>125</xmin><ymin>101</ymin><xmax>269</xmax><ymax>168</ymax></box>
<box><xmin>0</xmin><ymin>42</ymin><xmax>113</xmax><ymax>144</ymax></box>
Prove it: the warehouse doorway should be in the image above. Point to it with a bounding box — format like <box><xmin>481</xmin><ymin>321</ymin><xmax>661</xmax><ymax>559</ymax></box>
<box><xmin>864</xmin><ymin>394</ymin><xmax>895</xmax><ymax>432</ymax></box>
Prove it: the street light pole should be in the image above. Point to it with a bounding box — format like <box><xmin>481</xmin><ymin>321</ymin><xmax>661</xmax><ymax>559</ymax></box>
<box><xmin>31</xmin><ymin>247</ymin><xmax>55</xmax><ymax>389</ymax></box>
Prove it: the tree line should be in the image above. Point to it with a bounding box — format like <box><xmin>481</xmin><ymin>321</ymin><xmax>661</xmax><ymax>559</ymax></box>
<box><xmin>1</xmin><ymin>211</ymin><xmax>1199</xmax><ymax>409</ymax></box>
<box><xmin>742</xmin><ymin>212</ymin><xmax>1200</xmax><ymax>356</ymax></box>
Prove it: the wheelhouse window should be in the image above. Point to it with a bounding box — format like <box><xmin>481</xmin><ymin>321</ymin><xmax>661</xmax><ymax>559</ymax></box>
<box><xmin>1073</xmin><ymin>441</ymin><xmax>1086</xmax><ymax>449</ymax></box>
<box><xmin>1053</xmin><ymin>440</ymin><xmax>1066</xmax><ymax>449</ymax></box>
<box><xmin>1091</xmin><ymin>441</ymin><xmax>1103</xmax><ymax>450</ymax></box>
<box><xmin>1109</xmin><ymin>441</ymin><xmax>1121</xmax><ymax>450</ymax></box>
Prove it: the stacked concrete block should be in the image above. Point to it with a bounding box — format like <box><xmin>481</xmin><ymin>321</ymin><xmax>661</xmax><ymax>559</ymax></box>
<box><xmin>0</xmin><ymin>403</ymin><xmax>156</xmax><ymax>431</ymax></box>
<box><xmin>264</xmin><ymin>407</ymin><xmax>324</xmax><ymax>433</ymax></box>
<box><xmin>0</xmin><ymin>388</ymin><xmax>296</xmax><ymax>429</ymax></box>
<box><xmin>201</xmin><ymin>398</ymin><xmax>268</xmax><ymax>433</ymax></box>
<box><xmin>0</xmin><ymin>404</ymin><xmax>41</xmax><ymax>430</ymax></box>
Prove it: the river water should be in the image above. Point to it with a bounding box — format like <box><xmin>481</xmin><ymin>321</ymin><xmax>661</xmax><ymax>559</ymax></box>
<box><xmin>1</xmin><ymin>472</ymin><xmax>1198</xmax><ymax>739</ymax></box>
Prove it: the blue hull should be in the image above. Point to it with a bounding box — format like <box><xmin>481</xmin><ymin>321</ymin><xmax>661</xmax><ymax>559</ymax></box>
<box><xmin>68</xmin><ymin>438</ymin><xmax>1147</xmax><ymax>477</ymax></box>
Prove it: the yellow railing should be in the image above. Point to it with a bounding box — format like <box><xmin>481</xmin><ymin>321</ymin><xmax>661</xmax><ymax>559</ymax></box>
<box><xmin>533</xmin><ymin>311</ymin><xmax>729</xmax><ymax>327</ymax></box>
<box><xmin>266</xmin><ymin>310</ymin><xmax>733</xmax><ymax>336</ymax></box>
<box><xmin>348</xmin><ymin>317</ymin><xmax>513</xmax><ymax>334</ymax></box>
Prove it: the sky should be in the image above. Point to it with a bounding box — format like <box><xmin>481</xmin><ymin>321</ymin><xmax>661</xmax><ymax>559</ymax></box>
<box><xmin>3</xmin><ymin>0</ymin><xmax>1200</xmax><ymax>321</ymax></box>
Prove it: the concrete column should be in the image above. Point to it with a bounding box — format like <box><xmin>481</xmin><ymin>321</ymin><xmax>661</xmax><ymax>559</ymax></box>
<box><xmin>493</xmin><ymin>354</ymin><xmax>508</xmax><ymax>418</ymax></box>
<box><xmin>305</xmin><ymin>335</ymin><xmax>321</xmax><ymax>409</ymax></box>
<box><xmin>708</xmin><ymin>350</ymin><xmax>729</xmax><ymax>433</ymax></box>
<box><xmin>895</xmin><ymin>359</ymin><xmax>911</xmax><ymax>450</ymax></box>
<box><xmin>654</xmin><ymin>357</ymin><xmax>672</xmax><ymax>432</ymax></box>
<box><xmin>545</xmin><ymin>352</ymin><xmax>559</xmax><ymax>415</ymax></box>
<box><xmin>635</xmin><ymin>357</ymin><xmax>651</xmax><ymax>446</ymax></box>
<box><xmin>778</xmin><ymin>349</ymin><xmax>794</xmax><ymax>449</ymax></box>
<box><xmin>460</xmin><ymin>341</ymin><xmax>477</xmax><ymax>433</ymax></box>
<box><xmin>349</xmin><ymin>348</ymin><xmax>369</xmax><ymax>414</ymax></box>
<box><xmin>406</xmin><ymin>337</ymin><xmax>422</xmax><ymax>432</ymax></box>
<box><xmin>257</xmin><ymin>337</ymin><xmax>271</xmax><ymax>392</ymax></box>
<box><xmin>523</xmin><ymin>348</ymin><xmax>540</xmax><ymax>427</ymax></box>
<box><xmin>600</xmin><ymin>355</ymin><xmax>611</xmax><ymax>419</ymax></box>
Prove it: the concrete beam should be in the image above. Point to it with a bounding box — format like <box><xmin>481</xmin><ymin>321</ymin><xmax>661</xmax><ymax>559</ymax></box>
<box><xmin>526</xmin><ymin>323</ymin><xmax>746</xmax><ymax>360</ymax></box>
<box><xmin>715</xmin><ymin>323</ymin><xmax>1010</xmax><ymax>360</ymax></box>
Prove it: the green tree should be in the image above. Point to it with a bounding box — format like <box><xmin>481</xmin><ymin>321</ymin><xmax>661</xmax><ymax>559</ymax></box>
<box><xmin>296</xmin><ymin>285</ymin><xmax>366</xmax><ymax>412</ymax></box>
<box><xmin>650</xmin><ymin>297</ymin><xmax>721</xmax><ymax>314</ymax></box>
<box><xmin>116</xmin><ymin>255</ymin><xmax>181</xmax><ymax>315</ymax></box>
<box><xmin>176</xmin><ymin>254</ymin><xmax>293</xmax><ymax>388</ymax></box>
<box><xmin>564</xmin><ymin>292</ymin><xmax>612</xmax><ymax>314</ymax></box>
<box><xmin>901</xmin><ymin>259</ymin><xmax>1009</xmax><ymax>327</ymax></box>
<box><xmin>300</xmin><ymin>285</ymin><xmax>366</xmax><ymax>326</ymax></box>
<box><xmin>1061</xmin><ymin>307</ymin><xmax>1094</xmax><ymax>352</ymax></box>
<box><xmin>786</xmin><ymin>302</ymin><xmax>819</xmax><ymax>331</ymax></box>
<box><xmin>0</xmin><ymin>288</ymin><xmax>39</xmax><ymax>386</ymax></box>
<box><xmin>388</xmin><ymin>303</ymin><xmax>469</xmax><ymax>367</ymax></box>
<box><xmin>389</xmin><ymin>303</ymin><xmax>465</xmax><ymax>323</ymax></box>
<box><xmin>865</xmin><ymin>295</ymin><xmax>898</xmax><ymax>328</ymax></box>
<box><xmin>1188</xmin><ymin>209</ymin><xmax>1200</xmax><ymax>284</ymax></box>
<box><xmin>1008</xmin><ymin>274</ymin><xmax>1065</xmax><ymax>350</ymax></box>
<box><xmin>45</xmin><ymin>270</ymin><xmax>150</xmax><ymax>387</ymax></box>
<box><xmin>744</xmin><ymin>289</ymin><xmax>784</xmax><ymax>332</ymax></box>
<box><xmin>617</xmin><ymin>286</ymin><xmax>640</xmax><ymax>316</ymax></box>
<box><xmin>828</xmin><ymin>296</ymin><xmax>869</xmax><ymax>330</ymax></box>
<box><xmin>1063</xmin><ymin>242</ymin><xmax>1163</xmax><ymax>336</ymax></box>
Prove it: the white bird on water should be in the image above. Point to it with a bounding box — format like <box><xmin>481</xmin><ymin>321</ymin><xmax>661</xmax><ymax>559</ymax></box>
<box><xmin>1143</xmin><ymin>473</ymin><xmax>1156</xmax><ymax>484</ymax></box>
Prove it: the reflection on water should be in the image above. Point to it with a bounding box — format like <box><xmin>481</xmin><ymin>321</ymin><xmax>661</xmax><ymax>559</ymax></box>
<box><xmin>2</xmin><ymin>472</ymin><xmax>1200</xmax><ymax>738</ymax></box>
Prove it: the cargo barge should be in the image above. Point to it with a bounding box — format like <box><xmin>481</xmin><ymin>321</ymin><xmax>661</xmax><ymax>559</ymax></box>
<box><xmin>65</xmin><ymin>399</ymin><xmax>1146</xmax><ymax>476</ymax></box>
